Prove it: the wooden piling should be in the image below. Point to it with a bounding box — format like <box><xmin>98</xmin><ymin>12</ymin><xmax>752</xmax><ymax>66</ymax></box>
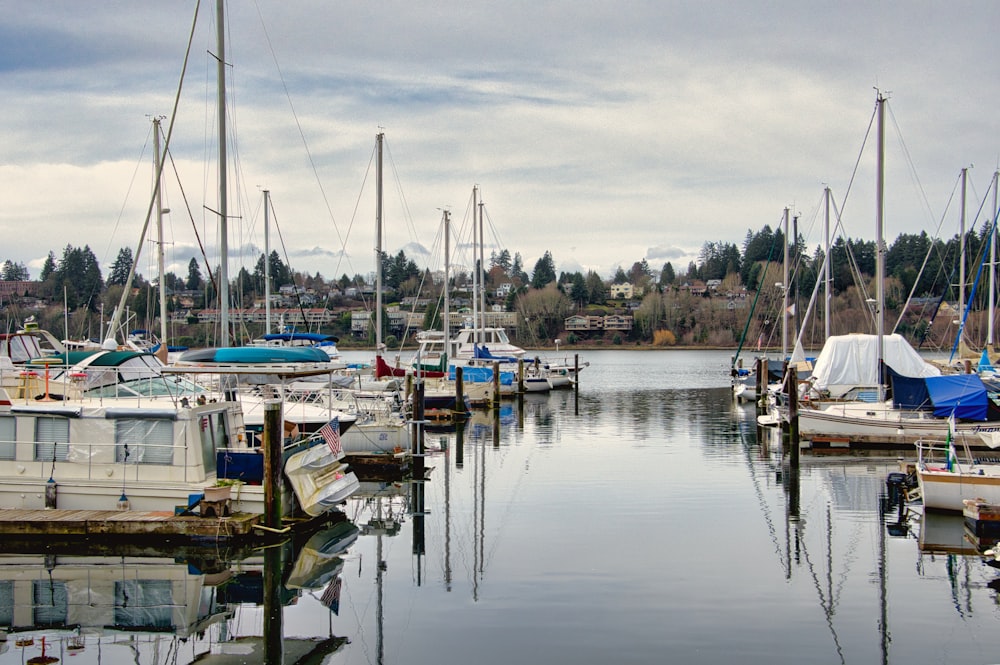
<box><xmin>574</xmin><ymin>353</ymin><xmax>580</xmax><ymax>415</ymax></box>
<box><xmin>756</xmin><ymin>357</ymin><xmax>768</xmax><ymax>415</ymax></box>
<box><xmin>263</xmin><ymin>399</ymin><xmax>282</xmax><ymax>529</ymax></box>
<box><xmin>787</xmin><ymin>366</ymin><xmax>799</xmax><ymax>470</ymax></box>
<box><xmin>455</xmin><ymin>366</ymin><xmax>466</xmax><ymax>420</ymax></box>
<box><xmin>412</xmin><ymin>380</ymin><xmax>425</xmax><ymax>480</ymax></box>
<box><xmin>518</xmin><ymin>358</ymin><xmax>525</xmax><ymax>394</ymax></box>
<box><xmin>492</xmin><ymin>361</ymin><xmax>501</xmax><ymax>409</ymax></box>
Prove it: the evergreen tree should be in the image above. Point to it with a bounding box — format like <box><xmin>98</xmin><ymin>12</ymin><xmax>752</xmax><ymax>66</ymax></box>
<box><xmin>186</xmin><ymin>258</ymin><xmax>203</xmax><ymax>291</ymax></box>
<box><xmin>660</xmin><ymin>262</ymin><xmax>675</xmax><ymax>286</ymax></box>
<box><xmin>39</xmin><ymin>252</ymin><xmax>57</xmax><ymax>281</ymax></box>
<box><xmin>1</xmin><ymin>260</ymin><xmax>29</xmax><ymax>281</ymax></box>
<box><xmin>569</xmin><ymin>273</ymin><xmax>588</xmax><ymax>307</ymax></box>
<box><xmin>107</xmin><ymin>247</ymin><xmax>134</xmax><ymax>286</ymax></box>
<box><xmin>530</xmin><ymin>251</ymin><xmax>557</xmax><ymax>289</ymax></box>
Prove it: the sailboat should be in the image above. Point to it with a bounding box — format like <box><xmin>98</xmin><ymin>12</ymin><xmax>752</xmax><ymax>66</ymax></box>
<box><xmin>794</xmin><ymin>95</ymin><xmax>1000</xmax><ymax>450</ymax></box>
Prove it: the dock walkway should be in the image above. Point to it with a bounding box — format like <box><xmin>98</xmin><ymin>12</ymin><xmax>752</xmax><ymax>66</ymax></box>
<box><xmin>0</xmin><ymin>509</ymin><xmax>261</xmax><ymax>539</ymax></box>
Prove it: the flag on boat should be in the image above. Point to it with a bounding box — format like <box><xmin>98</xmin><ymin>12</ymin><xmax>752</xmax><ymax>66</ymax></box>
<box><xmin>946</xmin><ymin>412</ymin><xmax>957</xmax><ymax>472</ymax></box>
<box><xmin>320</xmin><ymin>577</ymin><xmax>342</xmax><ymax>614</ymax></box>
<box><xmin>756</xmin><ymin>333</ymin><xmax>763</xmax><ymax>351</ymax></box>
<box><xmin>319</xmin><ymin>417</ymin><xmax>342</xmax><ymax>456</ymax></box>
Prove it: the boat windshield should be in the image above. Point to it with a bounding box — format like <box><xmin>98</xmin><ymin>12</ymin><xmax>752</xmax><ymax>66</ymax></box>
<box><xmin>86</xmin><ymin>375</ymin><xmax>207</xmax><ymax>399</ymax></box>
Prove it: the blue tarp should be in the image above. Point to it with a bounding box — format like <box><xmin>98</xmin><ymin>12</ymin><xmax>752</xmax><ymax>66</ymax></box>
<box><xmin>888</xmin><ymin>364</ymin><xmax>933</xmax><ymax>411</ymax></box>
<box><xmin>924</xmin><ymin>374</ymin><xmax>989</xmax><ymax>421</ymax></box>
<box><xmin>473</xmin><ymin>345</ymin><xmax>519</xmax><ymax>364</ymax></box>
<box><xmin>448</xmin><ymin>364</ymin><xmax>515</xmax><ymax>385</ymax></box>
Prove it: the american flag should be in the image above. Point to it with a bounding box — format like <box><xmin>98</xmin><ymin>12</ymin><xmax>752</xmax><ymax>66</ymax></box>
<box><xmin>319</xmin><ymin>417</ymin><xmax>342</xmax><ymax>456</ymax></box>
<box><xmin>320</xmin><ymin>577</ymin><xmax>342</xmax><ymax>614</ymax></box>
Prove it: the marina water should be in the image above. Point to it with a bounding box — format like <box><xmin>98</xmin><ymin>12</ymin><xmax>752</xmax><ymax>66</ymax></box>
<box><xmin>3</xmin><ymin>349</ymin><xmax>1000</xmax><ymax>664</ymax></box>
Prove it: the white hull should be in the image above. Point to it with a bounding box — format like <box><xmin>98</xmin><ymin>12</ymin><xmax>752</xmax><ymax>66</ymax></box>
<box><xmin>917</xmin><ymin>466</ymin><xmax>1000</xmax><ymax>512</ymax></box>
<box><xmin>797</xmin><ymin>401</ymin><xmax>1000</xmax><ymax>447</ymax></box>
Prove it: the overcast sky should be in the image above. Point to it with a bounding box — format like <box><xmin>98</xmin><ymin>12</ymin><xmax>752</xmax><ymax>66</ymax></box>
<box><xmin>2</xmin><ymin>1</ymin><xmax>999</xmax><ymax>284</ymax></box>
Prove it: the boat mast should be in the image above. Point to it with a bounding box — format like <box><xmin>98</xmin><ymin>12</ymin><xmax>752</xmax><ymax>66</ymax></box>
<box><xmin>153</xmin><ymin>116</ymin><xmax>169</xmax><ymax>363</ymax></box>
<box><xmin>782</xmin><ymin>207</ymin><xmax>789</xmax><ymax>360</ymax></box>
<box><xmin>443</xmin><ymin>209</ymin><xmax>451</xmax><ymax>347</ymax></box>
<box><xmin>875</xmin><ymin>92</ymin><xmax>886</xmax><ymax>386</ymax></box>
<box><xmin>990</xmin><ymin>170</ymin><xmax>999</xmax><ymax>355</ymax></box>
<box><xmin>264</xmin><ymin>189</ymin><xmax>271</xmax><ymax>334</ymax></box>
<box><xmin>376</xmin><ymin>131</ymin><xmax>384</xmax><ymax>355</ymax></box>
<box><xmin>823</xmin><ymin>186</ymin><xmax>832</xmax><ymax>341</ymax></box>
<box><xmin>471</xmin><ymin>185</ymin><xmax>479</xmax><ymax>346</ymax></box>
<box><xmin>959</xmin><ymin>166</ymin><xmax>968</xmax><ymax>340</ymax></box>
<box><xmin>216</xmin><ymin>0</ymin><xmax>230</xmax><ymax>347</ymax></box>
<box><xmin>479</xmin><ymin>197</ymin><xmax>486</xmax><ymax>335</ymax></box>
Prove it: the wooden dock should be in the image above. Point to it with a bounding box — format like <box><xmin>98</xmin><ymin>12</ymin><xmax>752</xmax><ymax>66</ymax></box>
<box><xmin>0</xmin><ymin>509</ymin><xmax>262</xmax><ymax>540</ymax></box>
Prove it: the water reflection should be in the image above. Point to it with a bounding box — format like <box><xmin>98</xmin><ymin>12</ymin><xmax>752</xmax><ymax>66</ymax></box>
<box><xmin>6</xmin><ymin>350</ymin><xmax>1000</xmax><ymax>664</ymax></box>
<box><xmin>0</xmin><ymin>521</ymin><xmax>356</xmax><ymax>665</ymax></box>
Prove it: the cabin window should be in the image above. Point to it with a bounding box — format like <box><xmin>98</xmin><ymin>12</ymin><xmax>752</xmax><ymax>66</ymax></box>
<box><xmin>115</xmin><ymin>419</ymin><xmax>175</xmax><ymax>465</ymax></box>
<box><xmin>32</xmin><ymin>579</ymin><xmax>68</xmax><ymax>626</ymax></box>
<box><xmin>114</xmin><ymin>579</ymin><xmax>174</xmax><ymax>629</ymax></box>
<box><xmin>34</xmin><ymin>417</ymin><xmax>69</xmax><ymax>462</ymax></box>
<box><xmin>0</xmin><ymin>416</ymin><xmax>14</xmax><ymax>460</ymax></box>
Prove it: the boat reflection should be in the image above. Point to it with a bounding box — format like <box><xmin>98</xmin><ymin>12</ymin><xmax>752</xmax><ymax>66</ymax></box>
<box><xmin>0</xmin><ymin>520</ymin><xmax>359</xmax><ymax>664</ymax></box>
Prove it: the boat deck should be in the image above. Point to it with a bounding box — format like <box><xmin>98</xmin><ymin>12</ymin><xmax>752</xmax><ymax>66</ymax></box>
<box><xmin>0</xmin><ymin>508</ymin><xmax>262</xmax><ymax>539</ymax></box>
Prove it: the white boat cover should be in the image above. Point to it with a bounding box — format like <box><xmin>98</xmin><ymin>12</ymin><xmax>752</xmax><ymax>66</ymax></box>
<box><xmin>810</xmin><ymin>334</ymin><xmax>940</xmax><ymax>398</ymax></box>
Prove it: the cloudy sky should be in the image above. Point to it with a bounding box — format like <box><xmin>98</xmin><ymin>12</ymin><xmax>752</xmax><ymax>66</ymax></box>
<box><xmin>2</xmin><ymin>1</ymin><xmax>999</xmax><ymax>284</ymax></box>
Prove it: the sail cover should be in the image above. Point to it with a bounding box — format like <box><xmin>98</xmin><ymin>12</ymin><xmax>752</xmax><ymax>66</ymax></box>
<box><xmin>809</xmin><ymin>334</ymin><xmax>940</xmax><ymax>398</ymax></box>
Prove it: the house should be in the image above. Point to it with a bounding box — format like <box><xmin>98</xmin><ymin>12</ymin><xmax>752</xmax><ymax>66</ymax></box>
<box><xmin>603</xmin><ymin>314</ymin><xmax>633</xmax><ymax>331</ymax></box>
<box><xmin>565</xmin><ymin>315</ymin><xmax>604</xmax><ymax>331</ymax></box>
<box><xmin>609</xmin><ymin>283</ymin><xmax>634</xmax><ymax>299</ymax></box>
<box><xmin>496</xmin><ymin>282</ymin><xmax>513</xmax><ymax>298</ymax></box>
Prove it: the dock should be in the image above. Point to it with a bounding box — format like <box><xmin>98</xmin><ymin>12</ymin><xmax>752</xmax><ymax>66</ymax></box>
<box><xmin>0</xmin><ymin>509</ymin><xmax>262</xmax><ymax>540</ymax></box>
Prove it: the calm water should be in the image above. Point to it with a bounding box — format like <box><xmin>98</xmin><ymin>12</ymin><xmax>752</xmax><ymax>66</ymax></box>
<box><xmin>3</xmin><ymin>349</ymin><xmax>1000</xmax><ymax>664</ymax></box>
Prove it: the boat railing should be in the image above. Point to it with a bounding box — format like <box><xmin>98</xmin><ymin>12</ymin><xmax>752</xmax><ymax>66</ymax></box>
<box><xmin>915</xmin><ymin>437</ymin><xmax>976</xmax><ymax>473</ymax></box>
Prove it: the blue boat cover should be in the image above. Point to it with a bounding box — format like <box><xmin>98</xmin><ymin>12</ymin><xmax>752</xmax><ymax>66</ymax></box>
<box><xmin>888</xmin><ymin>365</ymin><xmax>932</xmax><ymax>411</ymax></box>
<box><xmin>473</xmin><ymin>345</ymin><xmax>519</xmax><ymax>364</ymax></box>
<box><xmin>924</xmin><ymin>374</ymin><xmax>988</xmax><ymax>420</ymax></box>
<box><xmin>448</xmin><ymin>364</ymin><xmax>515</xmax><ymax>385</ymax></box>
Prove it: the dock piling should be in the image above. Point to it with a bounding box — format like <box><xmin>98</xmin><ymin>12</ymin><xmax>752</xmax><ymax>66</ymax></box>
<box><xmin>263</xmin><ymin>399</ymin><xmax>282</xmax><ymax>529</ymax></box>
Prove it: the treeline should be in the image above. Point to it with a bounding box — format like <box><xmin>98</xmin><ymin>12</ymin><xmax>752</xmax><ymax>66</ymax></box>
<box><xmin>0</xmin><ymin>221</ymin><xmax>985</xmax><ymax>348</ymax></box>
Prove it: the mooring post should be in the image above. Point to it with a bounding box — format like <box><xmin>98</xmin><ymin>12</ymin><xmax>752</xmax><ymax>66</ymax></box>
<box><xmin>492</xmin><ymin>361</ymin><xmax>500</xmax><ymax>410</ymax></box>
<box><xmin>412</xmin><ymin>379</ymin><xmax>425</xmax><ymax>480</ymax></box>
<box><xmin>757</xmin><ymin>357</ymin><xmax>768</xmax><ymax>415</ymax></box>
<box><xmin>263</xmin><ymin>399</ymin><xmax>283</xmax><ymax>529</ymax></box>
<box><xmin>455</xmin><ymin>366</ymin><xmax>466</xmax><ymax>421</ymax></box>
<box><xmin>517</xmin><ymin>358</ymin><xmax>525</xmax><ymax>394</ymax></box>
<box><xmin>787</xmin><ymin>366</ymin><xmax>800</xmax><ymax>471</ymax></box>
<box><xmin>574</xmin><ymin>353</ymin><xmax>580</xmax><ymax>415</ymax></box>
